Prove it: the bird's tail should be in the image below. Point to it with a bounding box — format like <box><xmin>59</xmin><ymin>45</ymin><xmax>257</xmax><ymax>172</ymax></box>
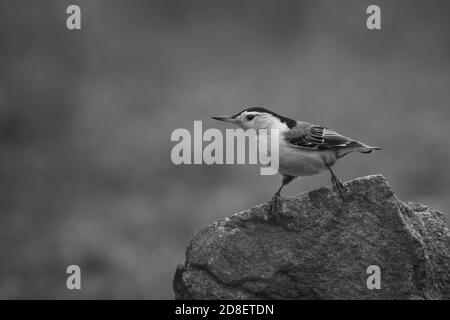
<box><xmin>336</xmin><ymin>141</ymin><xmax>381</xmax><ymax>158</ymax></box>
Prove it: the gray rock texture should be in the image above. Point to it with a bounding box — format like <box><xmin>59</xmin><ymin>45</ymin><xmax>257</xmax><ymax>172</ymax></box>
<box><xmin>173</xmin><ymin>175</ymin><xmax>450</xmax><ymax>299</ymax></box>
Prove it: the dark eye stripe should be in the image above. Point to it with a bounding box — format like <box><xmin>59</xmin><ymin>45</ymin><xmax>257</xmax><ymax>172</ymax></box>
<box><xmin>246</xmin><ymin>114</ymin><xmax>256</xmax><ymax>120</ymax></box>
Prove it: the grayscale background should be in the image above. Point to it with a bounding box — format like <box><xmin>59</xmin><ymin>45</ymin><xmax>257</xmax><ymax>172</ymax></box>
<box><xmin>1</xmin><ymin>0</ymin><xmax>449</xmax><ymax>299</ymax></box>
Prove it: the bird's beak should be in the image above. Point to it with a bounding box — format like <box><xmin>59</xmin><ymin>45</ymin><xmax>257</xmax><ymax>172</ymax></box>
<box><xmin>211</xmin><ymin>116</ymin><xmax>237</xmax><ymax>123</ymax></box>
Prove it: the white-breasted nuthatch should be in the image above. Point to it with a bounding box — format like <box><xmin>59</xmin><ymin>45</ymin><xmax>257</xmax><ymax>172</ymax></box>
<box><xmin>213</xmin><ymin>107</ymin><xmax>380</xmax><ymax>217</ymax></box>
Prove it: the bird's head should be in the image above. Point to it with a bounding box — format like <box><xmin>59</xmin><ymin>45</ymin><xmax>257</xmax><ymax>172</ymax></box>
<box><xmin>212</xmin><ymin>107</ymin><xmax>296</xmax><ymax>131</ymax></box>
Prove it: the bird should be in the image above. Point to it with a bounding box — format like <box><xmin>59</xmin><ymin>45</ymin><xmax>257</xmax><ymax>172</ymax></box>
<box><xmin>212</xmin><ymin>107</ymin><xmax>380</xmax><ymax>218</ymax></box>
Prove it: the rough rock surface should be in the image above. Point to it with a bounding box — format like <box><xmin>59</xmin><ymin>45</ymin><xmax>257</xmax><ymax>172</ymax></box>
<box><xmin>173</xmin><ymin>175</ymin><xmax>450</xmax><ymax>300</ymax></box>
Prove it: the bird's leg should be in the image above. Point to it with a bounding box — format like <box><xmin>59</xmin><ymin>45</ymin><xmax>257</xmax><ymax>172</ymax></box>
<box><xmin>268</xmin><ymin>175</ymin><xmax>295</xmax><ymax>219</ymax></box>
<box><xmin>328</xmin><ymin>167</ymin><xmax>345</xmax><ymax>201</ymax></box>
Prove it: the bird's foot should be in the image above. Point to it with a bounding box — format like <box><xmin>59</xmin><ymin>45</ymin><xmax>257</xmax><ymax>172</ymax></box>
<box><xmin>267</xmin><ymin>193</ymin><xmax>282</xmax><ymax>220</ymax></box>
<box><xmin>331</xmin><ymin>176</ymin><xmax>346</xmax><ymax>202</ymax></box>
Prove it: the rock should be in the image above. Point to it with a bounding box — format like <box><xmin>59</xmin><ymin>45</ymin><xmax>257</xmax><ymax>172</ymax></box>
<box><xmin>173</xmin><ymin>175</ymin><xmax>450</xmax><ymax>300</ymax></box>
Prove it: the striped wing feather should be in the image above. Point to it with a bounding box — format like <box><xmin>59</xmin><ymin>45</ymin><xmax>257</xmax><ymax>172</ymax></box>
<box><xmin>286</xmin><ymin>125</ymin><xmax>365</xmax><ymax>150</ymax></box>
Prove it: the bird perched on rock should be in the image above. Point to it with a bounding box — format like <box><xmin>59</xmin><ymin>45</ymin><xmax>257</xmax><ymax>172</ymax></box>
<box><xmin>212</xmin><ymin>107</ymin><xmax>380</xmax><ymax>217</ymax></box>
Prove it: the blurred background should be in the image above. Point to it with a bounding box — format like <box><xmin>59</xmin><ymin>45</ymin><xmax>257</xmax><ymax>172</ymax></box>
<box><xmin>1</xmin><ymin>0</ymin><xmax>449</xmax><ymax>299</ymax></box>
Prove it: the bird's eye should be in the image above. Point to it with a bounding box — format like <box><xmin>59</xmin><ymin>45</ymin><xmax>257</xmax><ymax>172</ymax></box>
<box><xmin>246</xmin><ymin>114</ymin><xmax>256</xmax><ymax>121</ymax></box>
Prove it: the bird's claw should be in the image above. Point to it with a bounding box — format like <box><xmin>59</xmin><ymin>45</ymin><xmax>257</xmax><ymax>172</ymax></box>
<box><xmin>267</xmin><ymin>193</ymin><xmax>282</xmax><ymax>220</ymax></box>
<box><xmin>331</xmin><ymin>176</ymin><xmax>346</xmax><ymax>202</ymax></box>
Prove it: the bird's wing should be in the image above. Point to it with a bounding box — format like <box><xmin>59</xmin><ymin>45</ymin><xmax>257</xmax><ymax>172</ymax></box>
<box><xmin>284</xmin><ymin>122</ymin><xmax>362</xmax><ymax>151</ymax></box>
